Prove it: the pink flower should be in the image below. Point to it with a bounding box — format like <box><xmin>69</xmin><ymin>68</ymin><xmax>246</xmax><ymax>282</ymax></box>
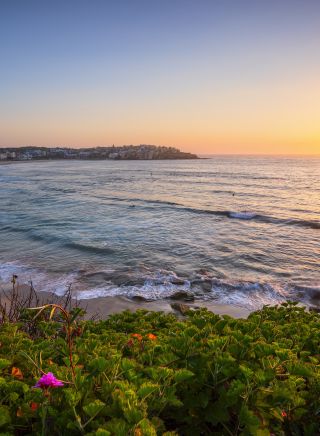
<box><xmin>34</xmin><ymin>372</ymin><xmax>64</xmax><ymax>389</ymax></box>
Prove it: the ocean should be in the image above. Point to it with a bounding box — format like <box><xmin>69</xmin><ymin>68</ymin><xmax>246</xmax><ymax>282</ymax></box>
<box><xmin>0</xmin><ymin>156</ymin><xmax>319</xmax><ymax>310</ymax></box>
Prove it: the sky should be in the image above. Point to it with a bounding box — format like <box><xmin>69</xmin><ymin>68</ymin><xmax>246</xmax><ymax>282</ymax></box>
<box><xmin>0</xmin><ymin>0</ymin><xmax>319</xmax><ymax>154</ymax></box>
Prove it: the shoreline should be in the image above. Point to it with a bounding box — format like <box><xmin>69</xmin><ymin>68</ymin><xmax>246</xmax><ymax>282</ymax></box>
<box><xmin>78</xmin><ymin>295</ymin><xmax>251</xmax><ymax>319</ymax></box>
<box><xmin>0</xmin><ymin>282</ymin><xmax>251</xmax><ymax>319</ymax></box>
<box><xmin>0</xmin><ymin>157</ymin><xmax>201</xmax><ymax>165</ymax></box>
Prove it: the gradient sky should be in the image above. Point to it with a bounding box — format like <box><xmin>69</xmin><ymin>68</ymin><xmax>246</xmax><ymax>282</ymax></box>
<box><xmin>1</xmin><ymin>0</ymin><xmax>319</xmax><ymax>154</ymax></box>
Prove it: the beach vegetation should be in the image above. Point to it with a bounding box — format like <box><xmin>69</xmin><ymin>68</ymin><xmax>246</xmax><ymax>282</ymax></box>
<box><xmin>0</xmin><ymin>301</ymin><xmax>319</xmax><ymax>435</ymax></box>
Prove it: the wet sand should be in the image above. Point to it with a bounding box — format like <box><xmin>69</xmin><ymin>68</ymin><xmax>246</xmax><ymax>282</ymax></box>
<box><xmin>78</xmin><ymin>295</ymin><xmax>251</xmax><ymax>319</ymax></box>
<box><xmin>0</xmin><ymin>282</ymin><xmax>250</xmax><ymax>319</ymax></box>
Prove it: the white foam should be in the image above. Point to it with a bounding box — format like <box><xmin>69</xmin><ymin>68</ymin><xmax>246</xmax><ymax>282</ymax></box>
<box><xmin>0</xmin><ymin>261</ymin><xmax>79</xmax><ymax>297</ymax></box>
<box><xmin>75</xmin><ymin>274</ymin><xmax>191</xmax><ymax>300</ymax></box>
<box><xmin>211</xmin><ymin>281</ymin><xmax>291</xmax><ymax>310</ymax></box>
<box><xmin>40</xmin><ymin>272</ymin><xmax>80</xmax><ymax>296</ymax></box>
<box><xmin>75</xmin><ymin>286</ymin><xmax>118</xmax><ymax>299</ymax></box>
<box><xmin>0</xmin><ymin>261</ymin><xmax>40</xmax><ymax>285</ymax></box>
<box><xmin>229</xmin><ymin>211</ymin><xmax>256</xmax><ymax>220</ymax></box>
<box><xmin>0</xmin><ymin>261</ymin><xmax>314</xmax><ymax>311</ymax></box>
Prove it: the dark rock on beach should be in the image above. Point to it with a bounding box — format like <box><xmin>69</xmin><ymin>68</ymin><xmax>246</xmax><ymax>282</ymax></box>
<box><xmin>171</xmin><ymin>303</ymin><xmax>192</xmax><ymax>315</ymax></box>
<box><xmin>309</xmin><ymin>306</ymin><xmax>320</xmax><ymax>313</ymax></box>
<box><xmin>169</xmin><ymin>291</ymin><xmax>195</xmax><ymax>301</ymax></box>
<box><xmin>201</xmin><ymin>281</ymin><xmax>212</xmax><ymax>292</ymax></box>
<box><xmin>196</xmin><ymin>269</ymin><xmax>211</xmax><ymax>276</ymax></box>
<box><xmin>106</xmin><ymin>274</ymin><xmax>145</xmax><ymax>287</ymax></box>
<box><xmin>171</xmin><ymin>278</ymin><xmax>186</xmax><ymax>285</ymax></box>
<box><xmin>191</xmin><ymin>279</ymin><xmax>212</xmax><ymax>292</ymax></box>
<box><xmin>131</xmin><ymin>295</ymin><xmax>150</xmax><ymax>302</ymax></box>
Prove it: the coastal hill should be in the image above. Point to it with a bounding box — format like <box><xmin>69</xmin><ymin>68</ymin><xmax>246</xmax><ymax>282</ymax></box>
<box><xmin>0</xmin><ymin>145</ymin><xmax>198</xmax><ymax>161</ymax></box>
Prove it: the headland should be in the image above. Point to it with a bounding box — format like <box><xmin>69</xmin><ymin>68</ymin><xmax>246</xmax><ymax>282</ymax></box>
<box><xmin>0</xmin><ymin>145</ymin><xmax>198</xmax><ymax>161</ymax></box>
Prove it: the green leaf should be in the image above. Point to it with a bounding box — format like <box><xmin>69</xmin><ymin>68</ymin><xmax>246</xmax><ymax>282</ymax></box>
<box><xmin>9</xmin><ymin>392</ymin><xmax>19</xmax><ymax>402</ymax></box>
<box><xmin>174</xmin><ymin>369</ymin><xmax>194</xmax><ymax>383</ymax></box>
<box><xmin>136</xmin><ymin>418</ymin><xmax>157</xmax><ymax>436</ymax></box>
<box><xmin>239</xmin><ymin>364</ymin><xmax>254</xmax><ymax>380</ymax></box>
<box><xmin>0</xmin><ymin>406</ymin><xmax>11</xmax><ymax>428</ymax></box>
<box><xmin>121</xmin><ymin>358</ymin><xmax>137</xmax><ymax>372</ymax></box>
<box><xmin>105</xmin><ymin>418</ymin><xmax>129</xmax><ymax>436</ymax></box>
<box><xmin>256</xmin><ymin>430</ymin><xmax>271</xmax><ymax>436</ymax></box>
<box><xmin>63</xmin><ymin>389</ymin><xmax>83</xmax><ymax>408</ymax></box>
<box><xmin>239</xmin><ymin>404</ymin><xmax>260</xmax><ymax>432</ymax></box>
<box><xmin>162</xmin><ymin>433</ymin><xmax>179</xmax><ymax>436</ymax></box>
<box><xmin>96</xmin><ymin>429</ymin><xmax>111</xmax><ymax>435</ymax></box>
<box><xmin>205</xmin><ymin>400</ymin><xmax>229</xmax><ymax>425</ymax></box>
<box><xmin>137</xmin><ymin>383</ymin><xmax>159</xmax><ymax>398</ymax></box>
<box><xmin>83</xmin><ymin>400</ymin><xmax>106</xmax><ymax>418</ymax></box>
<box><xmin>0</xmin><ymin>359</ymin><xmax>11</xmax><ymax>370</ymax></box>
<box><xmin>89</xmin><ymin>357</ymin><xmax>108</xmax><ymax>373</ymax></box>
<box><xmin>70</xmin><ymin>307</ymin><xmax>86</xmax><ymax>323</ymax></box>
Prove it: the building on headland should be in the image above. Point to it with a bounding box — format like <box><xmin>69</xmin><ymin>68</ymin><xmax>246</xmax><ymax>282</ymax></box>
<box><xmin>0</xmin><ymin>151</ymin><xmax>17</xmax><ymax>160</ymax></box>
<box><xmin>0</xmin><ymin>145</ymin><xmax>198</xmax><ymax>161</ymax></box>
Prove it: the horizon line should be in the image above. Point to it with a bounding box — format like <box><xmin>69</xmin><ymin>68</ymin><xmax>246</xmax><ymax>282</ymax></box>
<box><xmin>0</xmin><ymin>144</ymin><xmax>319</xmax><ymax>157</ymax></box>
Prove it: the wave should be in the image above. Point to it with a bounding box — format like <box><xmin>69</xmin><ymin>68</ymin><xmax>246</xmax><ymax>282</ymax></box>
<box><xmin>64</xmin><ymin>242</ymin><xmax>115</xmax><ymax>255</ymax></box>
<box><xmin>0</xmin><ymin>261</ymin><xmax>79</xmax><ymax>296</ymax></box>
<box><xmin>164</xmin><ymin>205</ymin><xmax>319</xmax><ymax>229</ymax></box>
<box><xmin>0</xmin><ymin>261</ymin><xmax>38</xmax><ymax>284</ymax></box>
<box><xmin>149</xmin><ymin>203</ymin><xmax>319</xmax><ymax>230</ymax></box>
<box><xmin>44</xmin><ymin>187</ymin><xmax>77</xmax><ymax>194</ymax></box>
<box><xmin>48</xmin><ymin>275</ymin><xmax>320</xmax><ymax>310</ymax></box>
<box><xmin>88</xmin><ymin>194</ymin><xmax>319</xmax><ymax>230</ymax></box>
<box><xmin>0</xmin><ymin>226</ymin><xmax>115</xmax><ymax>254</ymax></box>
<box><xmin>66</xmin><ymin>276</ymin><xmax>320</xmax><ymax>311</ymax></box>
<box><xmin>162</xmin><ymin>170</ymin><xmax>287</xmax><ymax>181</ymax></box>
<box><xmin>2</xmin><ymin>198</ymin><xmax>319</xmax><ymax>232</ymax></box>
<box><xmin>229</xmin><ymin>212</ymin><xmax>257</xmax><ymax>220</ymax></box>
<box><xmin>1</xmin><ymin>262</ymin><xmax>318</xmax><ymax>311</ymax></box>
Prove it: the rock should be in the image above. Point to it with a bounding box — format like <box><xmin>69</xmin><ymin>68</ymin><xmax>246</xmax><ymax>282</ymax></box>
<box><xmin>310</xmin><ymin>293</ymin><xmax>320</xmax><ymax>304</ymax></box>
<box><xmin>124</xmin><ymin>277</ymin><xmax>146</xmax><ymax>287</ymax></box>
<box><xmin>191</xmin><ymin>279</ymin><xmax>212</xmax><ymax>292</ymax></box>
<box><xmin>196</xmin><ymin>268</ymin><xmax>209</xmax><ymax>276</ymax></box>
<box><xmin>171</xmin><ymin>303</ymin><xmax>192</xmax><ymax>315</ymax></box>
<box><xmin>110</xmin><ymin>275</ymin><xmax>131</xmax><ymax>286</ymax></box>
<box><xmin>112</xmin><ymin>275</ymin><xmax>145</xmax><ymax>287</ymax></box>
<box><xmin>131</xmin><ymin>295</ymin><xmax>149</xmax><ymax>302</ymax></box>
<box><xmin>309</xmin><ymin>306</ymin><xmax>320</xmax><ymax>313</ymax></box>
<box><xmin>201</xmin><ymin>281</ymin><xmax>212</xmax><ymax>292</ymax></box>
<box><xmin>171</xmin><ymin>278</ymin><xmax>185</xmax><ymax>285</ymax></box>
<box><xmin>169</xmin><ymin>291</ymin><xmax>194</xmax><ymax>301</ymax></box>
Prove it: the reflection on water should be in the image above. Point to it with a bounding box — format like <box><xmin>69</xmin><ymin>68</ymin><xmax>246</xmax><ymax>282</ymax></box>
<box><xmin>0</xmin><ymin>156</ymin><xmax>319</xmax><ymax>309</ymax></box>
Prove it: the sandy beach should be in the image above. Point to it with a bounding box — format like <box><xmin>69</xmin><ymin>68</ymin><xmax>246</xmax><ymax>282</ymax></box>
<box><xmin>0</xmin><ymin>281</ymin><xmax>250</xmax><ymax>320</ymax></box>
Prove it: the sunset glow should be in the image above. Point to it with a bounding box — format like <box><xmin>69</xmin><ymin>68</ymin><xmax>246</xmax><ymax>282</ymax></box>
<box><xmin>1</xmin><ymin>0</ymin><xmax>319</xmax><ymax>154</ymax></box>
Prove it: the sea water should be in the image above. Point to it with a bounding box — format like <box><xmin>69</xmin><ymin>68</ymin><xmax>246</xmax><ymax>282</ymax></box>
<box><xmin>0</xmin><ymin>156</ymin><xmax>319</xmax><ymax>310</ymax></box>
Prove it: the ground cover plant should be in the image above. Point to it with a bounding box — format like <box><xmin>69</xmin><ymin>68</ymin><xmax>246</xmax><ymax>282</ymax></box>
<box><xmin>0</xmin><ymin>301</ymin><xmax>319</xmax><ymax>435</ymax></box>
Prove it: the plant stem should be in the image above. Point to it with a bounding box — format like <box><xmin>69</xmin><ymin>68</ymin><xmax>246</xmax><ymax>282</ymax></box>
<box><xmin>41</xmin><ymin>401</ymin><xmax>47</xmax><ymax>436</ymax></box>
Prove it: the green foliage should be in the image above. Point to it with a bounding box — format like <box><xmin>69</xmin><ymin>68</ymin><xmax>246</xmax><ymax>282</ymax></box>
<box><xmin>0</xmin><ymin>303</ymin><xmax>319</xmax><ymax>434</ymax></box>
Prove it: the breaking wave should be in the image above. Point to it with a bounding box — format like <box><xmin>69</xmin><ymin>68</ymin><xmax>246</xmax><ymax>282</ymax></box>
<box><xmin>88</xmin><ymin>194</ymin><xmax>319</xmax><ymax>230</ymax></box>
<box><xmin>1</xmin><ymin>262</ymin><xmax>319</xmax><ymax>311</ymax></box>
